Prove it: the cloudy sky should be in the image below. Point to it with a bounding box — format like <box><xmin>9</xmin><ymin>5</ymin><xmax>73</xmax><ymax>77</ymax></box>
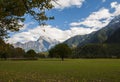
<box><xmin>8</xmin><ymin>0</ymin><xmax>120</xmax><ymax>44</ymax></box>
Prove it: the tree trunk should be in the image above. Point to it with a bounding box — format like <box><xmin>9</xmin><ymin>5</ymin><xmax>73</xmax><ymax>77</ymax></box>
<box><xmin>61</xmin><ymin>57</ymin><xmax>64</xmax><ymax>61</ymax></box>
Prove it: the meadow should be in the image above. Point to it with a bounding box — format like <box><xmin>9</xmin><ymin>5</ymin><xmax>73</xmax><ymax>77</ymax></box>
<box><xmin>0</xmin><ymin>59</ymin><xmax>120</xmax><ymax>82</ymax></box>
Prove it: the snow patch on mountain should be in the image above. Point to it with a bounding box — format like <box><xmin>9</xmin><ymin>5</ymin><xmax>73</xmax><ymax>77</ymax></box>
<box><xmin>14</xmin><ymin>36</ymin><xmax>59</xmax><ymax>52</ymax></box>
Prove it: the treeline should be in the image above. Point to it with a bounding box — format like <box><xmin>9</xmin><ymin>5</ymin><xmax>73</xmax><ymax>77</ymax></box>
<box><xmin>72</xmin><ymin>44</ymin><xmax>120</xmax><ymax>58</ymax></box>
<box><xmin>48</xmin><ymin>43</ymin><xmax>120</xmax><ymax>59</ymax></box>
<box><xmin>0</xmin><ymin>38</ymin><xmax>46</xmax><ymax>60</ymax></box>
<box><xmin>1</xmin><ymin>37</ymin><xmax>120</xmax><ymax>60</ymax></box>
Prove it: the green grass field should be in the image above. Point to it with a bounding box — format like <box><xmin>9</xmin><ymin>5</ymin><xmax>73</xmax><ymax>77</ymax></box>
<box><xmin>0</xmin><ymin>59</ymin><xmax>120</xmax><ymax>82</ymax></box>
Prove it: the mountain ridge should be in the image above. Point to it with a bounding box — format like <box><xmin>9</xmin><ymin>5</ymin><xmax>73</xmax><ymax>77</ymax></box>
<box><xmin>14</xmin><ymin>36</ymin><xmax>59</xmax><ymax>52</ymax></box>
<box><xmin>64</xmin><ymin>15</ymin><xmax>120</xmax><ymax>47</ymax></box>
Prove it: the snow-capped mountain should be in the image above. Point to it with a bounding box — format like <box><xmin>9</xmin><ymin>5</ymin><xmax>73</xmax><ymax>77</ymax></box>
<box><xmin>14</xmin><ymin>36</ymin><xmax>59</xmax><ymax>52</ymax></box>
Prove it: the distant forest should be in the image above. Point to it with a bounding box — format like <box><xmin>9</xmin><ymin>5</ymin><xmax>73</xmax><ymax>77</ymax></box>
<box><xmin>72</xmin><ymin>44</ymin><xmax>120</xmax><ymax>58</ymax></box>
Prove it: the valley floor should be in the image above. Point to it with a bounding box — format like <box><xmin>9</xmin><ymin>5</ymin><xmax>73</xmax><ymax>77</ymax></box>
<box><xmin>0</xmin><ymin>59</ymin><xmax>120</xmax><ymax>82</ymax></box>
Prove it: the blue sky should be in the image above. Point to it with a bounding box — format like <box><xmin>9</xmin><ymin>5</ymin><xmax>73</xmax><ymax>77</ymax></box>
<box><xmin>8</xmin><ymin>0</ymin><xmax>120</xmax><ymax>43</ymax></box>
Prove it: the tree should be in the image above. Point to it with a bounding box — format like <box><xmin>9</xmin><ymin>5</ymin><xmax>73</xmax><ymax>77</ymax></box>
<box><xmin>25</xmin><ymin>49</ymin><xmax>37</xmax><ymax>58</ymax></box>
<box><xmin>10</xmin><ymin>47</ymin><xmax>25</xmax><ymax>58</ymax></box>
<box><xmin>0</xmin><ymin>0</ymin><xmax>54</xmax><ymax>38</ymax></box>
<box><xmin>0</xmin><ymin>37</ymin><xmax>27</xmax><ymax>59</ymax></box>
<box><xmin>75</xmin><ymin>43</ymin><xmax>120</xmax><ymax>58</ymax></box>
<box><xmin>0</xmin><ymin>38</ymin><xmax>7</xmax><ymax>60</ymax></box>
<box><xmin>49</xmin><ymin>43</ymin><xmax>72</xmax><ymax>61</ymax></box>
<box><xmin>49</xmin><ymin>47</ymin><xmax>57</xmax><ymax>58</ymax></box>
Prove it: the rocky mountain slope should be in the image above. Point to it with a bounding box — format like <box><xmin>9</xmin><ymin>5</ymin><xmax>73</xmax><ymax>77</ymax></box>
<box><xmin>105</xmin><ymin>28</ymin><xmax>120</xmax><ymax>43</ymax></box>
<box><xmin>64</xmin><ymin>15</ymin><xmax>120</xmax><ymax>47</ymax></box>
<box><xmin>14</xmin><ymin>36</ymin><xmax>59</xmax><ymax>52</ymax></box>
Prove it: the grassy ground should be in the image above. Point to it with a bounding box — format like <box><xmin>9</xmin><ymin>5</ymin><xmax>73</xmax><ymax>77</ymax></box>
<box><xmin>0</xmin><ymin>59</ymin><xmax>120</xmax><ymax>82</ymax></box>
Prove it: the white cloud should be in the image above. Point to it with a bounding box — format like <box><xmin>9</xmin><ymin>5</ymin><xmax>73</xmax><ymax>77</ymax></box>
<box><xmin>111</xmin><ymin>2</ymin><xmax>118</xmax><ymax>8</ymax></box>
<box><xmin>111</xmin><ymin>2</ymin><xmax>120</xmax><ymax>16</ymax></box>
<box><xmin>52</xmin><ymin>0</ymin><xmax>85</xmax><ymax>9</ymax></box>
<box><xmin>70</xmin><ymin>1</ymin><xmax>120</xmax><ymax>30</ymax></box>
<box><xmin>70</xmin><ymin>8</ymin><xmax>112</xmax><ymax>29</ymax></box>
<box><xmin>20</xmin><ymin>22</ymin><xmax>35</xmax><ymax>31</ymax></box>
<box><xmin>69</xmin><ymin>27</ymin><xmax>96</xmax><ymax>36</ymax></box>
<box><xmin>7</xmin><ymin>25</ymin><xmax>95</xmax><ymax>44</ymax></box>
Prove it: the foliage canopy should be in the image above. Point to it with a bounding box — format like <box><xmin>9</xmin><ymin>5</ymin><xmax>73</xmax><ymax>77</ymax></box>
<box><xmin>49</xmin><ymin>43</ymin><xmax>72</xmax><ymax>60</ymax></box>
<box><xmin>0</xmin><ymin>0</ymin><xmax>54</xmax><ymax>38</ymax></box>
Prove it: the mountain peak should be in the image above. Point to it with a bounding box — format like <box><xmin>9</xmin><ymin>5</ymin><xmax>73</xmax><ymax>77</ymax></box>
<box><xmin>14</xmin><ymin>36</ymin><xmax>59</xmax><ymax>52</ymax></box>
<box><xmin>38</xmin><ymin>36</ymin><xmax>46</xmax><ymax>40</ymax></box>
